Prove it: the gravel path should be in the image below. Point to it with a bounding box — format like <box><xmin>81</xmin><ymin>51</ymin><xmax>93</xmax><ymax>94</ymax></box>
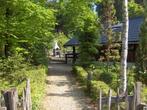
<box><xmin>42</xmin><ymin>60</ymin><xmax>95</xmax><ymax>110</ymax></box>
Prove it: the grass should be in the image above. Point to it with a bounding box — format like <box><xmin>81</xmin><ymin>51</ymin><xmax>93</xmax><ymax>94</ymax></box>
<box><xmin>0</xmin><ymin>66</ymin><xmax>47</xmax><ymax>110</ymax></box>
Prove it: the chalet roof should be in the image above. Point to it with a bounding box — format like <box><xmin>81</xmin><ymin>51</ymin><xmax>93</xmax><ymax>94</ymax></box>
<box><xmin>64</xmin><ymin>37</ymin><xmax>79</xmax><ymax>47</ymax></box>
<box><xmin>64</xmin><ymin>17</ymin><xmax>143</xmax><ymax>47</ymax></box>
<box><xmin>101</xmin><ymin>16</ymin><xmax>143</xmax><ymax>44</ymax></box>
<box><xmin>128</xmin><ymin>16</ymin><xmax>143</xmax><ymax>42</ymax></box>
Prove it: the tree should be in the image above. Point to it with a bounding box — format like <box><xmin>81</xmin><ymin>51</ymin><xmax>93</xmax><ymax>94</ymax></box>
<box><xmin>54</xmin><ymin>0</ymin><xmax>100</xmax><ymax>93</ymax></box>
<box><xmin>100</xmin><ymin>0</ymin><xmax>121</xmax><ymax>69</ymax></box>
<box><xmin>0</xmin><ymin>0</ymin><xmax>56</xmax><ymax>64</ymax></box>
<box><xmin>114</xmin><ymin>0</ymin><xmax>123</xmax><ymax>21</ymax></box>
<box><xmin>120</xmin><ymin>0</ymin><xmax>129</xmax><ymax>93</ymax></box>
<box><xmin>57</xmin><ymin>0</ymin><xmax>100</xmax><ymax>66</ymax></box>
<box><xmin>115</xmin><ymin>0</ymin><xmax>144</xmax><ymax>21</ymax></box>
<box><xmin>128</xmin><ymin>1</ymin><xmax>144</xmax><ymax>17</ymax></box>
<box><xmin>136</xmin><ymin>0</ymin><xmax>147</xmax><ymax>82</ymax></box>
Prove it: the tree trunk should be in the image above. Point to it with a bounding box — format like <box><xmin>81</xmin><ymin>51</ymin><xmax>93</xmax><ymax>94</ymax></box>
<box><xmin>4</xmin><ymin>39</ymin><xmax>9</xmax><ymax>58</ymax></box>
<box><xmin>120</xmin><ymin>0</ymin><xmax>129</xmax><ymax>94</ymax></box>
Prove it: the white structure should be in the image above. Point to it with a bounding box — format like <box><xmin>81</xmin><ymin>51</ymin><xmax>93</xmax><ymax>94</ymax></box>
<box><xmin>53</xmin><ymin>41</ymin><xmax>60</xmax><ymax>57</ymax></box>
<box><xmin>53</xmin><ymin>41</ymin><xmax>60</xmax><ymax>49</ymax></box>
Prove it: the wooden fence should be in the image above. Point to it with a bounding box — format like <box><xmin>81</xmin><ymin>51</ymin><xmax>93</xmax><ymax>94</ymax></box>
<box><xmin>0</xmin><ymin>79</ymin><xmax>32</xmax><ymax>110</ymax></box>
<box><xmin>97</xmin><ymin>82</ymin><xmax>147</xmax><ymax>110</ymax></box>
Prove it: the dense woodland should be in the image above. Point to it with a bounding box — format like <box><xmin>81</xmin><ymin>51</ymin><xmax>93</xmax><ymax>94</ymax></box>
<box><xmin>0</xmin><ymin>0</ymin><xmax>147</xmax><ymax>109</ymax></box>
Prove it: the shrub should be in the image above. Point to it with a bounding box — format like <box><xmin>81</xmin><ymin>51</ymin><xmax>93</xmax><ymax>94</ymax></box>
<box><xmin>127</xmin><ymin>68</ymin><xmax>135</xmax><ymax>93</ymax></box>
<box><xmin>99</xmin><ymin>72</ymin><xmax>113</xmax><ymax>84</ymax></box>
<box><xmin>141</xmin><ymin>86</ymin><xmax>147</xmax><ymax>103</ymax></box>
<box><xmin>0</xmin><ymin>55</ymin><xmax>29</xmax><ymax>84</ymax></box>
<box><xmin>0</xmin><ymin>55</ymin><xmax>28</xmax><ymax>75</ymax></box>
<box><xmin>72</xmin><ymin>66</ymin><xmax>88</xmax><ymax>84</ymax></box>
<box><xmin>0</xmin><ymin>66</ymin><xmax>46</xmax><ymax>110</ymax></box>
<box><xmin>72</xmin><ymin>65</ymin><xmax>117</xmax><ymax>101</ymax></box>
<box><xmin>25</xmin><ymin>67</ymin><xmax>46</xmax><ymax>110</ymax></box>
<box><xmin>29</xmin><ymin>43</ymin><xmax>48</xmax><ymax>66</ymax></box>
<box><xmin>92</xmin><ymin>68</ymin><xmax>103</xmax><ymax>80</ymax></box>
<box><xmin>91</xmin><ymin>80</ymin><xmax>116</xmax><ymax>100</ymax></box>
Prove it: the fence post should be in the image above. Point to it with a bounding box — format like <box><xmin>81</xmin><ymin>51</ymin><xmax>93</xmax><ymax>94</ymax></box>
<box><xmin>136</xmin><ymin>82</ymin><xmax>141</xmax><ymax>110</ymax></box>
<box><xmin>98</xmin><ymin>89</ymin><xmax>102</xmax><ymax>110</ymax></box>
<box><xmin>0</xmin><ymin>92</ymin><xmax>7</xmax><ymax>110</ymax></box>
<box><xmin>116</xmin><ymin>88</ymin><xmax>120</xmax><ymax>110</ymax></box>
<box><xmin>131</xmin><ymin>85</ymin><xmax>136</xmax><ymax>110</ymax></box>
<box><xmin>3</xmin><ymin>88</ymin><xmax>18</xmax><ymax>110</ymax></box>
<box><xmin>26</xmin><ymin>79</ymin><xmax>32</xmax><ymax>110</ymax></box>
<box><xmin>108</xmin><ymin>89</ymin><xmax>112</xmax><ymax>110</ymax></box>
<box><xmin>22</xmin><ymin>90</ymin><xmax>26</xmax><ymax>110</ymax></box>
<box><xmin>0</xmin><ymin>107</ymin><xmax>7</xmax><ymax>110</ymax></box>
<box><xmin>125</xmin><ymin>89</ymin><xmax>129</xmax><ymax>110</ymax></box>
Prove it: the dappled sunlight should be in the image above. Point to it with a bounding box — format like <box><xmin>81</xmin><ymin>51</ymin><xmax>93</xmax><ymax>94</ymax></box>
<box><xmin>42</xmin><ymin>59</ymin><xmax>95</xmax><ymax>110</ymax></box>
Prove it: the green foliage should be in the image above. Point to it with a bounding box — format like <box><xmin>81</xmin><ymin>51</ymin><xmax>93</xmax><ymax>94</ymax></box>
<box><xmin>89</xmin><ymin>62</ymin><xmax>136</xmax><ymax>92</ymax></box>
<box><xmin>114</xmin><ymin>0</ymin><xmax>123</xmax><ymax>21</ymax></box>
<box><xmin>72</xmin><ymin>66</ymin><xmax>88</xmax><ymax>84</ymax></box>
<box><xmin>136</xmin><ymin>0</ymin><xmax>147</xmax><ymax>83</ymax></box>
<box><xmin>91</xmin><ymin>80</ymin><xmax>116</xmax><ymax>100</ymax></box>
<box><xmin>100</xmin><ymin>0</ymin><xmax>121</xmax><ymax>64</ymax></box>
<box><xmin>135</xmin><ymin>71</ymin><xmax>147</xmax><ymax>85</ymax></box>
<box><xmin>56</xmin><ymin>0</ymin><xmax>100</xmax><ymax>66</ymax></box>
<box><xmin>72</xmin><ymin>65</ymin><xmax>115</xmax><ymax>100</ymax></box>
<box><xmin>142</xmin><ymin>86</ymin><xmax>147</xmax><ymax>103</ymax></box>
<box><xmin>0</xmin><ymin>0</ymin><xmax>55</xmax><ymax>62</ymax></box>
<box><xmin>73</xmin><ymin>64</ymin><xmax>137</xmax><ymax>100</ymax></box>
<box><xmin>28</xmin><ymin>43</ymin><xmax>49</xmax><ymax>66</ymax></box>
<box><xmin>127</xmin><ymin>66</ymin><xmax>135</xmax><ymax>92</ymax></box>
<box><xmin>0</xmin><ymin>65</ymin><xmax>46</xmax><ymax>110</ymax></box>
<box><xmin>62</xmin><ymin>0</ymin><xmax>97</xmax><ymax>33</ymax></box>
<box><xmin>115</xmin><ymin>0</ymin><xmax>144</xmax><ymax>21</ymax></box>
<box><xmin>78</xmin><ymin>27</ymin><xmax>99</xmax><ymax>67</ymax></box>
<box><xmin>128</xmin><ymin>1</ymin><xmax>144</xmax><ymax>17</ymax></box>
<box><xmin>99</xmin><ymin>72</ymin><xmax>116</xmax><ymax>85</ymax></box>
<box><xmin>24</xmin><ymin>67</ymin><xmax>46</xmax><ymax>110</ymax></box>
<box><xmin>92</xmin><ymin>63</ymin><xmax>119</xmax><ymax>90</ymax></box>
<box><xmin>0</xmin><ymin>55</ymin><xmax>29</xmax><ymax>83</ymax></box>
<box><xmin>55</xmin><ymin>32</ymin><xmax>69</xmax><ymax>52</ymax></box>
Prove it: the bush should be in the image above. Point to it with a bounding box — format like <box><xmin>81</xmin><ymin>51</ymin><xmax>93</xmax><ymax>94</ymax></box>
<box><xmin>91</xmin><ymin>63</ymin><xmax>119</xmax><ymax>90</ymax></box>
<box><xmin>0</xmin><ymin>66</ymin><xmax>47</xmax><ymax>110</ymax></box>
<box><xmin>29</xmin><ymin>43</ymin><xmax>48</xmax><ymax>66</ymax></box>
<box><xmin>127</xmin><ymin>67</ymin><xmax>135</xmax><ymax>93</ymax></box>
<box><xmin>72</xmin><ymin>66</ymin><xmax>88</xmax><ymax>84</ymax></box>
<box><xmin>0</xmin><ymin>55</ymin><xmax>28</xmax><ymax>75</ymax></box>
<box><xmin>92</xmin><ymin>68</ymin><xmax>103</xmax><ymax>80</ymax></box>
<box><xmin>25</xmin><ymin>67</ymin><xmax>46</xmax><ymax>110</ymax></box>
<box><xmin>141</xmin><ymin>86</ymin><xmax>147</xmax><ymax>103</ymax></box>
<box><xmin>0</xmin><ymin>55</ymin><xmax>29</xmax><ymax>84</ymax></box>
<box><xmin>91</xmin><ymin>80</ymin><xmax>116</xmax><ymax>100</ymax></box>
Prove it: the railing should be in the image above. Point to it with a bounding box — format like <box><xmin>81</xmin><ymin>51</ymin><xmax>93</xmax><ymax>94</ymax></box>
<box><xmin>97</xmin><ymin>82</ymin><xmax>147</xmax><ymax>110</ymax></box>
<box><xmin>65</xmin><ymin>53</ymin><xmax>79</xmax><ymax>63</ymax></box>
<box><xmin>0</xmin><ymin>79</ymin><xmax>32</xmax><ymax>110</ymax></box>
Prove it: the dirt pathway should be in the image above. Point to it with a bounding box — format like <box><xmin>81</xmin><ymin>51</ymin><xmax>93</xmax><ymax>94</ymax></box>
<box><xmin>42</xmin><ymin>60</ymin><xmax>95</xmax><ymax>110</ymax></box>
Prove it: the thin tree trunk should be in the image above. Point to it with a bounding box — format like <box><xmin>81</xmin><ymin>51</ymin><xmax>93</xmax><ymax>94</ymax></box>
<box><xmin>120</xmin><ymin>0</ymin><xmax>129</xmax><ymax>94</ymax></box>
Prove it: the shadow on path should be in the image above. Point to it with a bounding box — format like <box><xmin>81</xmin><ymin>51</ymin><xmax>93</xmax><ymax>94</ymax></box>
<box><xmin>42</xmin><ymin>59</ymin><xmax>96</xmax><ymax>110</ymax></box>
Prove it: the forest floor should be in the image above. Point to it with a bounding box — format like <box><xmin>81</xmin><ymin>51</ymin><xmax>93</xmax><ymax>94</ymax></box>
<box><xmin>42</xmin><ymin>58</ymin><xmax>96</xmax><ymax>110</ymax></box>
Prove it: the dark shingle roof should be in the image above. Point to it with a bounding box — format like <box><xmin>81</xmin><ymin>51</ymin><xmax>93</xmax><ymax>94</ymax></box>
<box><xmin>101</xmin><ymin>16</ymin><xmax>143</xmax><ymax>44</ymax></box>
<box><xmin>64</xmin><ymin>17</ymin><xmax>143</xmax><ymax>47</ymax></box>
<box><xmin>64</xmin><ymin>37</ymin><xmax>79</xmax><ymax>47</ymax></box>
<box><xmin>128</xmin><ymin>16</ymin><xmax>143</xmax><ymax>42</ymax></box>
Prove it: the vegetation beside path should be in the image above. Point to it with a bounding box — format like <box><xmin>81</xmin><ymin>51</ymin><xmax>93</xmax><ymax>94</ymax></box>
<box><xmin>0</xmin><ymin>55</ymin><xmax>47</xmax><ymax>110</ymax></box>
<box><xmin>42</xmin><ymin>60</ymin><xmax>96</xmax><ymax>110</ymax></box>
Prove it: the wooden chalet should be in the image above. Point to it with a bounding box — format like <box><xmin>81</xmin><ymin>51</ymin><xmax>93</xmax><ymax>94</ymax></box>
<box><xmin>64</xmin><ymin>17</ymin><xmax>143</xmax><ymax>63</ymax></box>
<box><xmin>63</xmin><ymin>37</ymin><xmax>79</xmax><ymax>63</ymax></box>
